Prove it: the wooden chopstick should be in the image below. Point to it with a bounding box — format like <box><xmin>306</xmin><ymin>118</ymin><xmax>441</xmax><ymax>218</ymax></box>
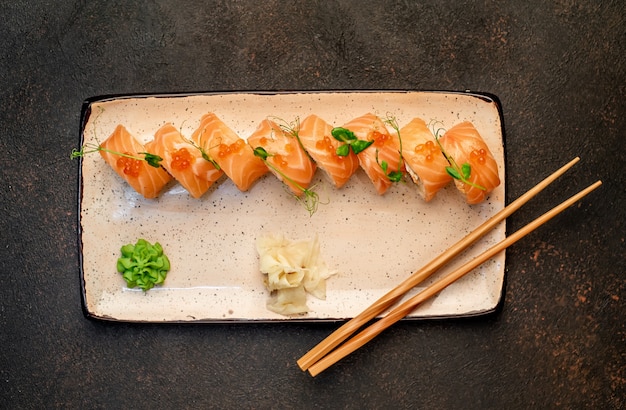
<box><xmin>297</xmin><ymin>157</ymin><xmax>581</xmax><ymax>371</ymax></box>
<box><xmin>307</xmin><ymin>180</ymin><xmax>602</xmax><ymax>376</ymax></box>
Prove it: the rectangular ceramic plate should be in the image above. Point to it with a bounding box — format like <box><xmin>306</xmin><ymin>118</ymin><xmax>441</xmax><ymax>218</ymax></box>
<box><xmin>78</xmin><ymin>91</ymin><xmax>506</xmax><ymax>322</ymax></box>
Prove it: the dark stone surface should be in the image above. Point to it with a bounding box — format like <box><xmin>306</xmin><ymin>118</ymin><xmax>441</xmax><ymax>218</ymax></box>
<box><xmin>1</xmin><ymin>1</ymin><xmax>624</xmax><ymax>408</ymax></box>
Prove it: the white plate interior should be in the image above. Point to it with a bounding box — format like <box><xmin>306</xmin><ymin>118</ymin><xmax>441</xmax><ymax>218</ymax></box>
<box><xmin>79</xmin><ymin>91</ymin><xmax>506</xmax><ymax>322</ymax></box>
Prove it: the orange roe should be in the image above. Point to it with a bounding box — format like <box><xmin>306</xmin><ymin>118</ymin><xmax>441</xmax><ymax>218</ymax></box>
<box><xmin>273</xmin><ymin>154</ymin><xmax>288</xmax><ymax>168</ymax></box>
<box><xmin>414</xmin><ymin>140</ymin><xmax>438</xmax><ymax>162</ymax></box>
<box><xmin>372</xmin><ymin>131</ymin><xmax>389</xmax><ymax>147</ymax></box>
<box><xmin>470</xmin><ymin>148</ymin><xmax>487</xmax><ymax>164</ymax></box>
<box><xmin>171</xmin><ymin>148</ymin><xmax>193</xmax><ymax>170</ymax></box>
<box><xmin>116</xmin><ymin>153</ymin><xmax>142</xmax><ymax>177</ymax></box>
<box><xmin>315</xmin><ymin>136</ymin><xmax>342</xmax><ymax>160</ymax></box>
<box><xmin>232</xmin><ymin>139</ymin><xmax>245</xmax><ymax>152</ymax></box>
<box><xmin>217</xmin><ymin>143</ymin><xmax>230</xmax><ymax>158</ymax></box>
<box><xmin>218</xmin><ymin>139</ymin><xmax>246</xmax><ymax>158</ymax></box>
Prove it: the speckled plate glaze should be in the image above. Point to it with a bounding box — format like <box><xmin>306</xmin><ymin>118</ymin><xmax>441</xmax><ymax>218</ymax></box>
<box><xmin>78</xmin><ymin>91</ymin><xmax>506</xmax><ymax>323</ymax></box>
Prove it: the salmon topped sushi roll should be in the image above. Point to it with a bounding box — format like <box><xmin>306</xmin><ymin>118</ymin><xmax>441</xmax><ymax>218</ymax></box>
<box><xmin>247</xmin><ymin>118</ymin><xmax>316</xmax><ymax>196</ymax></box>
<box><xmin>400</xmin><ymin>117</ymin><xmax>452</xmax><ymax>201</ymax></box>
<box><xmin>152</xmin><ymin>123</ymin><xmax>223</xmax><ymax>198</ymax></box>
<box><xmin>99</xmin><ymin>124</ymin><xmax>172</xmax><ymax>199</ymax></box>
<box><xmin>341</xmin><ymin>113</ymin><xmax>403</xmax><ymax>195</ymax></box>
<box><xmin>193</xmin><ymin>113</ymin><xmax>268</xmax><ymax>192</ymax></box>
<box><xmin>438</xmin><ymin>121</ymin><xmax>500</xmax><ymax>204</ymax></box>
<box><xmin>298</xmin><ymin>114</ymin><xmax>359</xmax><ymax>188</ymax></box>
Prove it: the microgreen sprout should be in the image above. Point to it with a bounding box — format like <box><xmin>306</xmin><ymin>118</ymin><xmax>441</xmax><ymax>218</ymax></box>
<box><xmin>70</xmin><ymin>143</ymin><xmax>164</xmax><ymax>168</ymax></box>
<box><xmin>253</xmin><ymin>146</ymin><xmax>323</xmax><ymax>216</ymax></box>
<box><xmin>71</xmin><ymin>107</ymin><xmax>163</xmax><ymax>168</ymax></box>
<box><xmin>429</xmin><ymin>119</ymin><xmax>486</xmax><ymax>191</ymax></box>
<box><xmin>269</xmin><ymin>116</ymin><xmax>301</xmax><ymax>139</ymax></box>
<box><xmin>181</xmin><ymin>125</ymin><xmax>221</xmax><ymax>170</ymax></box>
<box><xmin>268</xmin><ymin>115</ymin><xmax>315</xmax><ymax>163</ymax></box>
<box><xmin>375</xmin><ymin>150</ymin><xmax>404</xmax><ymax>183</ymax></box>
<box><xmin>330</xmin><ymin>127</ymin><xmax>374</xmax><ymax>156</ymax></box>
<box><xmin>380</xmin><ymin>114</ymin><xmax>405</xmax><ymax>183</ymax></box>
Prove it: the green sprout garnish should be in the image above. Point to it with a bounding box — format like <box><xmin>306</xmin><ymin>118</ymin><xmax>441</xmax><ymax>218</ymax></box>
<box><xmin>71</xmin><ymin>107</ymin><xmax>163</xmax><ymax>167</ymax></box>
<box><xmin>179</xmin><ymin>122</ymin><xmax>221</xmax><ymax>170</ymax></box>
<box><xmin>193</xmin><ymin>140</ymin><xmax>220</xmax><ymax>169</ymax></box>
<box><xmin>429</xmin><ymin>120</ymin><xmax>486</xmax><ymax>191</ymax></box>
<box><xmin>185</xmin><ymin>136</ymin><xmax>221</xmax><ymax>170</ymax></box>
<box><xmin>70</xmin><ymin>143</ymin><xmax>164</xmax><ymax>168</ymax></box>
<box><xmin>253</xmin><ymin>146</ymin><xmax>323</xmax><ymax>216</ymax></box>
<box><xmin>116</xmin><ymin>239</ymin><xmax>171</xmax><ymax>291</ymax></box>
<box><xmin>330</xmin><ymin>127</ymin><xmax>374</xmax><ymax>156</ymax></box>
<box><xmin>375</xmin><ymin>150</ymin><xmax>404</xmax><ymax>183</ymax></box>
<box><xmin>268</xmin><ymin>115</ymin><xmax>316</xmax><ymax>163</ymax></box>
<box><xmin>380</xmin><ymin>114</ymin><xmax>405</xmax><ymax>183</ymax></box>
<box><xmin>270</xmin><ymin>115</ymin><xmax>301</xmax><ymax>139</ymax></box>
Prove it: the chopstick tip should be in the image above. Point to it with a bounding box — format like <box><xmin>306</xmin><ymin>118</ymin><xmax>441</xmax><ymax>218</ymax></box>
<box><xmin>296</xmin><ymin>359</ymin><xmax>308</xmax><ymax>371</ymax></box>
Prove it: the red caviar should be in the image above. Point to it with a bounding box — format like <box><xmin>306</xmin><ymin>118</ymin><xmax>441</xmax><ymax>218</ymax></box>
<box><xmin>414</xmin><ymin>140</ymin><xmax>438</xmax><ymax>162</ymax></box>
<box><xmin>372</xmin><ymin>131</ymin><xmax>389</xmax><ymax>147</ymax></box>
<box><xmin>117</xmin><ymin>153</ymin><xmax>143</xmax><ymax>177</ymax></box>
<box><xmin>470</xmin><ymin>148</ymin><xmax>487</xmax><ymax>164</ymax></box>
<box><xmin>218</xmin><ymin>139</ymin><xmax>246</xmax><ymax>158</ymax></box>
<box><xmin>171</xmin><ymin>148</ymin><xmax>193</xmax><ymax>170</ymax></box>
<box><xmin>273</xmin><ymin>154</ymin><xmax>288</xmax><ymax>168</ymax></box>
<box><xmin>315</xmin><ymin>136</ymin><xmax>342</xmax><ymax>160</ymax></box>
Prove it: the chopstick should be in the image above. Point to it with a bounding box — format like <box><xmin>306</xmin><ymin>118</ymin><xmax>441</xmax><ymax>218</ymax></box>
<box><xmin>297</xmin><ymin>157</ymin><xmax>580</xmax><ymax>371</ymax></box>
<box><xmin>307</xmin><ymin>179</ymin><xmax>602</xmax><ymax>376</ymax></box>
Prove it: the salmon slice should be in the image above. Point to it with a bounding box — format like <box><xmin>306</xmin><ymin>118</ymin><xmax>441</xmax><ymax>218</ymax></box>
<box><xmin>247</xmin><ymin>118</ymin><xmax>316</xmax><ymax>196</ymax></box>
<box><xmin>193</xmin><ymin>113</ymin><xmax>268</xmax><ymax>192</ymax></box>
<box><xmin>340</xmin><ymin>113</ymin><xmax>403</xmax><ymax>195</ymax></box>
<box><xmin>399</xmin><ymin>117</ymin><xmax>452</xmax><ymax>201</ymax></box>
<box><xmin>152</xmin><ymin>123</ymin><xmax>223</xmax><ymax>198</ymax></box>
<box><xmin>99</xmin><ymin>124</ymin><xmax>172</xmax><ymax>199</ymax></box>
<box><xmin>298</xmin><ymin>114</ymin><xmax>359</xmax><ymax>188</ymax></box>
<box><xmin>438</xmin><ymin>121</ymin><xmax>500</xmax><ymax>204</ymax></box>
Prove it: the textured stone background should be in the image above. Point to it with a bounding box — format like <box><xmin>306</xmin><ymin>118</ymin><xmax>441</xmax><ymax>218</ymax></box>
<box><xmin>1</xmin><ymin>1</ymin><xmax>624</xmax><ymax>408</ymax></box>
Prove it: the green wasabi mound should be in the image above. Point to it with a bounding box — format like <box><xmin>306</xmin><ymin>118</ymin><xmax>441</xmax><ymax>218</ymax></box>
<box><xmin>116</xmin><ymin>239</ymin><xmax>170</xmax><ymax>291</ymax></box>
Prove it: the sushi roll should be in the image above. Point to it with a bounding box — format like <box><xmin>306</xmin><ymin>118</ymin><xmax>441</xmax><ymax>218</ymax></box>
<box><xmin>99</xmin><ymin>124</ymin><xmax>172</xmax><ymax>199</ymax></box>
<box><xmin>247</xmin><ymin>118</ymin><xmax>316</xmax><ymax>196</ymax></box>
<box><xmin>152</xmin><ymin>123</ymin><xmax>223</xmax><ymax>198</ymax></box>
<box><xmin>297</xmin><ymin>114</ymin><xmax>359</xmax><ymax>188</ymax></box>
<box><xmin>399</xmin><ymin>117</ymin><xmax>452</xmax><ymax>201</ymax></box>
<box><xmin>438</xmin><ymin>121</ymin><xmax>500</xmax><ymax>204</ymax></box>
<box><xmin>340</xmin><ymin>113</ymin><xmax>403</xmax><ymax>195</ymax></box>
<box><xmin>193</xmin><ymin>113</ymin><xmax>269</xmax><ymax>192</ymax></box>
